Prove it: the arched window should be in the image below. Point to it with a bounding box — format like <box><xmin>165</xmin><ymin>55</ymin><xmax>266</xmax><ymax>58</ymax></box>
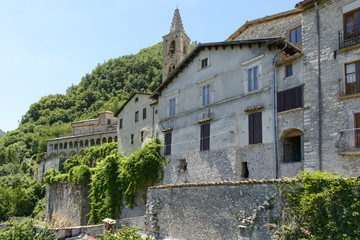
<box><xmin>169</xmin><ymin>39</ymin><xmax>175</xmax><ymax>54</ymax></box>
<box><xmin>59</xmin><ymin>143</ymin><xmax>63</xmax><ymax>150</ymax></box>
<box><xmin>108</xmin><ymin>137</ymin><xmax>113</xmax><ymax>143</ymax></box>
<box><xmin>74</xmin><ymin>141</ymin><xmax>78</xmax><ymax>148</ymax></box>
<box><xmin>69</xmin><ymin>142</ymin><xmax>73</xmax><ymax>149</ymax></box>
<box><xmin>96</xmin><ymin>138</ymin><xmax>100</xmax><ymax>145</ymax></box>
<box><xmin>102</xmin><ymin>138</ymin><xmax>107</xmax><ymax>144</ymax></box>
<box><xmin>114</xmin><ymin>136</ymin><xmax>118</xmax><ymax>142</ymax></box>
<box><xmin>80</xmin><ymin>141</ymin><xmax>84</xmax><ymax>147</ymax></box>
<box><xmin>183</xmin><ymin>40</ymin><xmax>187</xmax><ymax>54</ymax></box>
<box><xmin>282</xmin><ymin>129</ymin><xmax>303</xmax><ymax>163</ymax></box>
<box><xmin>168</xmin><ymin>63</ymin><xmax>175</xmax><ymax>74</ymax></box>
<box><xmin>90</xmin><ymin>139</ymin><xmax>95</xmax><ymax>146</ymax></box>
<box><xmin>85</xmin><ymin>140</ymin><xmax>89</xmax><ymax>147</ymax></box>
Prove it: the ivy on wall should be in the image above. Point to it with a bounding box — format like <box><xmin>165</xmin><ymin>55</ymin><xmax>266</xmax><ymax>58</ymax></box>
<box><xmin>275</xmin><ymin>171</ymin><xmax>360</xmax><ymax>240</ymax></box>
<box><xmin>44</xmin><ymin>139</ymin><xmax>167</xmax><ymax>224</ymax></box>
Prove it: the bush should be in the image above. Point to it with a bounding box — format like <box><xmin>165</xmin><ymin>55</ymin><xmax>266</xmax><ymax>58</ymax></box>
<box><xmin>98</xmin><ymin>225</ymin><xmax>154</xmax><ymax>240</ymax></box>
<box><xmin>275</xmin><ymin>171</ymin><xmax>360</xmax><ymax>240</ymax></box>
<box><xmin>0</xmin><ymin>219</ymin><xmax>58</xmax><ymax>240</ymax></box>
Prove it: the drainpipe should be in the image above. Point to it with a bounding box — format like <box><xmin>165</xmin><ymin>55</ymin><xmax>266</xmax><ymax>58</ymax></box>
<box><xmin>314</xmin><ymin>0</ymin><xmax>322</xmax><ymax>170</ymax></box>
<box><xmin>272</xmin><ymin>41</ymin><xmax>287</xmax><ymax>179</ymax></box>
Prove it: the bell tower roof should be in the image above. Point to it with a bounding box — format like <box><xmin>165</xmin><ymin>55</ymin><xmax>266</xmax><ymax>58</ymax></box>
<box><xmin>169</xmin><ymin>8</ymin><xmax>184</xmax><ymax>33</ymax></box>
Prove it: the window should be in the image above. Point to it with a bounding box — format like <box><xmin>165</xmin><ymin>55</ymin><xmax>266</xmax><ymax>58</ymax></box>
<box><xmin>141</xmin><ymin>131</ymin><xmax>144</xmax><ymax>142</ymax></box>
<box><xmin>202</xmin><ymin>84</ymin><xmax>210</xmax><ymax>106</ymax></box>
<box><xmin>277</xmin><ymin>85</ymin><xmax>303</xmax><ymax>112</ymax></box>
<box><xmin>285</xmin><ymin>64</ymin><xmax>293</xmax><ymax>77</ymax></box>
<box><xmin>345</xmin><ymin>61</ymin><xmax>360</xmax><ymax>95</ymax></box>
<box><xmin>344</xmin><ymin>9</ymin><xmax>360</xmax><ymax>40</ymax></box>
<box><xmin>143</xmin><ymin>108</ymin><xmax>147</xmax><ymax>119</ymax></box>
<box><xmin>135</xmin><ymin>111</ymin><xmax>139</xmax><ymax>122</ymax></box>
<box><xmin>79</xmin><ymin>130</ymin><xmax>82</xmax><ymax>135</ymax></box>
<box><xmin>169</xmin><ymin>40</ymin><xmax>175</xmax><ymax>54</ymax></box>
<box><xmin>131</xmin><ymin>134</ymin><xmax>134</xmax><ymax>145</ymax></box>
<box><xmin>135</xmin><ymin>97</ymin><xmax>138</xmax><ymax>102</ymax></box>
<box><xmin>179</xmin><ymin>159</ymin><xmax>187</xmax><ymax>173</ymax></box>
<box><xmin>283</xmin><ymin>130</ymin><xmax>303</xmax><ymax>163</ymax></box>
<box><xmin>200</xmin><ymin>123</ymin><xmax>210</xmax><ymax>151</ymax></box>
<box><xmin>201</xmin><ymin>58</ymin><xmax>208</xmax><ymax>69</ymax></box>
<box><xmin>290</xmin><ymin>26</ymin><xmax>302</xmax><ymax>44</ymax></box>
<box><xmin>119</xmin><ymin>119</ymin><xmax>123</xmax><ymax>129</ymax></box>
<box><xmin>248</xmin><ymin>112</ymin><xmax>262</xmax><ymax>144</ymax></box>
<box><xmin>248</xmin><ymin>66</ymin><xmax>259</xmax><ymax>92</ymax></box>
<box><xmin>164</xmin><ymin>132</ymin><xmax>172</xmax><ymax>155</ymax></box>
<box><xmin>107</xmin><ymin>119</ymin><xmax>111</xmax><ymax>125</ymax></box>
<box><xmin>241</xmin><ymin>162</ymin><xmax>249</xmax><ymax>179</ymax></box>
<box><xmin>169</xmin><ymin>98</ymin><xmax>176</xmax><ymax>117</ymax></box>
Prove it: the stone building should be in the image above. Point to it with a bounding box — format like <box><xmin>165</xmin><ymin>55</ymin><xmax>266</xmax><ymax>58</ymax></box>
<box><xmin>46</xmin><ymin>111</ymin><xmax>118</xmax><ymax>160</ymax></box>
<box><xmin>294</xmin><ymin>0</ymin><xmax>360</xmax><ymax>175</ymax></box>
<box><xmin>114</xmin><ymin>92</ymin><xmax>159</xmax><ymax>157</ymax></box>
<box><xmin>162</xmin><ymin>8</ymin><xmax>191</xmax><ymax>82</ymax></box>
<box><xmin>151</xmin><ymin>38</ymin><xmax>301</xmax><ymax>184</ymax></box>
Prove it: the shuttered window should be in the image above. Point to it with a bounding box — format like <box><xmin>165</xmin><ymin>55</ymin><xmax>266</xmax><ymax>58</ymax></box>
<box><xmin>200</xmin><ymin>123</ymin><xmax>210</xmax><ymax>150</ymax></box>
<box><xmin>277</xmin><ymin>85</ymin><xmax>303</xmax><ymax>112</ymax></box>
<box><xmin>143</xmin><ymin>108</ymin><xmax>147</xmax><ymax>119</ymax></box>
<box><xmin>249</xmin><ymin>112</ymin><xmax>262</xmax><ymax>144</ymax></box>
<box><xmin>164</xmin><ymin>132</ymin><xmax>172</xmax><ymax>155</ymax></box>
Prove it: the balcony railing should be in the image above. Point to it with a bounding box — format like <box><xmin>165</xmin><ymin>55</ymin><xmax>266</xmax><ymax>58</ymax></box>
<box><xmin>335</xmin><ymin>128</ymin><xmax>360</xmax><ymax>154</ymax></box>
<box><xmin>339</xmin><ymin>25</ymin><xmax>360</xmax><ymax>49</ymax></box>
<box><xmin>339</xmin><ymin>72</ymin><xmax>360</xmax><ymax>97</ymax></box>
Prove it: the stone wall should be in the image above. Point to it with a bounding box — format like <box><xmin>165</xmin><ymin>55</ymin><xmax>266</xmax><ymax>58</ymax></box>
<box><xmin>45</xmin><ymin>181</ymin><xmax>91</xmax><ymax>227</ymax></box>
<box><xmin>145</xmin><ymin>181</ymin><xmax>285</xmax><ymax>240</ymax></box>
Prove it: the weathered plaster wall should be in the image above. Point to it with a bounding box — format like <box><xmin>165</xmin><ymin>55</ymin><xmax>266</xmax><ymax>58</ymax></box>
<box><xmin>117</xmin><ymin>93</ymin><xmax>158</xmax><ymax>157</ymax></box>
<box><xmin>145</xmin><ymin>181</ymin><xmax>284</xmax><ymax>240</ymax></box>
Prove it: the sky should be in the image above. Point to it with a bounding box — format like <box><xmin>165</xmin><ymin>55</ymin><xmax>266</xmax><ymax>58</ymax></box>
<box><xmin>0</xmin><ymin>0</ymin><xmax>300</xmax><ymax>132</ymax></box>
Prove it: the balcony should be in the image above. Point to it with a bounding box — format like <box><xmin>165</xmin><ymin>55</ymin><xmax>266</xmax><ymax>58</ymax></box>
<box><xmin>339</xmin><ymin>25</ymin><xmax>360</xmax><ymax>49</ymax></box>
<box><xmin>339</xmin><ymin>73</ymin><xmax>360</xmax><ymax>99</ymax></box>
<box><xmin>335</xmin><ymin>128</ymin><xmax>360</xmax><ymax>155</ymax></box>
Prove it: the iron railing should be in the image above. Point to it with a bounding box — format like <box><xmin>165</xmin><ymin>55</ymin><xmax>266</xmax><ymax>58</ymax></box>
<box><xmin>339</xmin><ymin>25</ymin><xmax>360</xmax><ymax>49</ymax></box>
<box><xmin>335</xmin><ymin>128</ymin><xmax>360</xmax><ymax>151</ymax></box>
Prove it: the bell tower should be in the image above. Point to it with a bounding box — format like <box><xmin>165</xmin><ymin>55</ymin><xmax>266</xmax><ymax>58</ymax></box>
<box><xmin>162</xmin><ymin>8</ymin><xmax>191</xmax><ymax>82</ymax></box>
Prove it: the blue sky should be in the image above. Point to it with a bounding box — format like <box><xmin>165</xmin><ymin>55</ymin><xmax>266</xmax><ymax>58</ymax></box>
<box><xmin>0</xmin><ymin>0</ymin><xmax>300</xmax><ymax>132</ymax></box>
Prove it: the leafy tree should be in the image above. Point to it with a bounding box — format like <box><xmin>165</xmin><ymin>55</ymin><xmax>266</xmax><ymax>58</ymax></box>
<box><xmin>98</xmin><ymin>225</ymin><xmax>154</xmax><ymax>240</ymax></box>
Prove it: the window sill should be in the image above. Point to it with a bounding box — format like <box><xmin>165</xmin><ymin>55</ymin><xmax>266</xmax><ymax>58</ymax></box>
<box><xmin>339</xmin><ymin>92</ymin><xmax>360</xmax><ymax>100</ymax></box>
<box><xmin>338</xmin><ymin>149</ymin><xmax>360</xmax><ymax>156</ymax></box>
<box><xmin>198</xmin><ymin>65</ymin><xmax>211</xmax><ymax>71</ymax></box>
<box><xmin>277</xmin><ymin>107</ymin><xmax>304</xmax><ymax>115</ymax></box>
<box><xmin>281</xmin><ymin>161</ymin><xmax>302</xmax><ymax>164</ymax></box>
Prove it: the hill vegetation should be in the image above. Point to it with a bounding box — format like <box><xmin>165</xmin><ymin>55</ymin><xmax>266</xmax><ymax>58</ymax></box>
<box><xmin>0</xmin><ymin>42</ymin><xmax>164</xmax><ymax>220</ymax></box>
<box><xmin>0</xmin><ymin>129</ymin><xmax>5</xmax><ymax>139</ymax></box>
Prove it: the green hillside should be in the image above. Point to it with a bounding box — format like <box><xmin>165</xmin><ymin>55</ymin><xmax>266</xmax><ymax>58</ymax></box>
<box><xmin>0</xmin><ymin>42</ymin><xmax>163</xmax><ymax>220</ymax></box>
<box><xmin>0</xmin><ymin>42</ymin><xmax>162</xmax><ymax>166</ymax></box>
<box><xmin>0</xmin><ymin>130</ymin><xmax>5</xmax><ymax>139</ymax></box>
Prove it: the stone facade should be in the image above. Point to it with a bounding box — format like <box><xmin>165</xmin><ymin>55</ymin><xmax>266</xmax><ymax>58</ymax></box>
<box><xmin>298</xmin><ymin>0</ymin><xmax>360</xmax><ymax>175</ymax></box>
<box><xmin>162</xmin><ymin>9</ymin><xmax>191</xmax><ymax>82</ymax></box>
<box><xmin>46</xmin><ymin>111</ymin><xmax>117</xmax><ymax>160</ymax></box>
<box><xmin>115</xmin><ymin>93</ymin><xmax>159</xmax><ymax>157</ymax></box>
<box><xmin>227</xmin><ymin>9</ymin><xmax>303</xmax><ymax>44</ymax></box>
<box><xmin>45</xmin><ymin>181</ymin><xmax>91</xmax><ymax>227</ymax></box>
<box><xmin>145</xmin><ymin>181</ymin><xmax>284</xmax><ymax>240</ymax></box>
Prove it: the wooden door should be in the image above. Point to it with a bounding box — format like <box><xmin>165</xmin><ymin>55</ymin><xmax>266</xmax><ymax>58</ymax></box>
<box><xmin>355</xmin><ymin>113</ymin><xmax>360</xmax><ymax>148</ymax></box>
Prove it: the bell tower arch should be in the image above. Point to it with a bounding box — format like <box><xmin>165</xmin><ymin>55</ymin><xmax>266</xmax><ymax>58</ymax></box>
<box><xmin>162</xmin><ymin>8</ymin><xmax>191</xmax><ymax>82</ymax></box>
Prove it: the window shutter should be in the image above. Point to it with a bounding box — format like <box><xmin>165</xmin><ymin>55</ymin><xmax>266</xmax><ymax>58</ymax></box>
<box><xmin>254</xmin><ymin>112</ymin><xmax>262</xmax><ymax>144</ymax></box>
<box><xmin>164</xmin><ymin>132</ymin><xmax>172</xmax><ymax>155</ymax></box>
<box><xmin>248</xmin><ymin>114</ymin><xmax>254</xmax><ymax>144</ymax></box>
<box><xmin>248</xmin><ymin>68</ymin><xmax>253</xmax><ymax>92</ymax></box>
<box><xmin>201</xmin><ymin>123</ymin><xmax>210</xmax><ymax>151</ymax></box>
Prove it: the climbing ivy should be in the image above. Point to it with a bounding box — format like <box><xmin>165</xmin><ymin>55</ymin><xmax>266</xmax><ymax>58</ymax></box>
<box><xmin>43</xmin><ymin>139</ymin><xmax>166</xmax><ymax>224</ymax></box>
<box><xmin>275</xmin><ymin>171</ymin><xmax>360</xmax><ymax>240</ymax></box>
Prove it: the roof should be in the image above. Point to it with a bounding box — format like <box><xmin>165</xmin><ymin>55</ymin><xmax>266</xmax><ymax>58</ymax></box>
<box><xmin>170</xmin><ymin>8</ymin><xmax>184</xmax><ymax>33</ymax></box>
<box><xmin>226</xmin><ymin>9</ymin><xmax>302</xmax><ymax>41</ymax></box>
<box><xmin>295</xmin><ymin>0</ymin><xmax>317</xmax><ymax>9</ymax></box>
<box><xmin>150</xmin><ymin>38</ymin><xmax>301</xmax><ymax>99</ymax></box>
<box><xmin>114</xmin><ymin>92</ymin><xmax>151</xmax><ymax>117</ymax></box>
